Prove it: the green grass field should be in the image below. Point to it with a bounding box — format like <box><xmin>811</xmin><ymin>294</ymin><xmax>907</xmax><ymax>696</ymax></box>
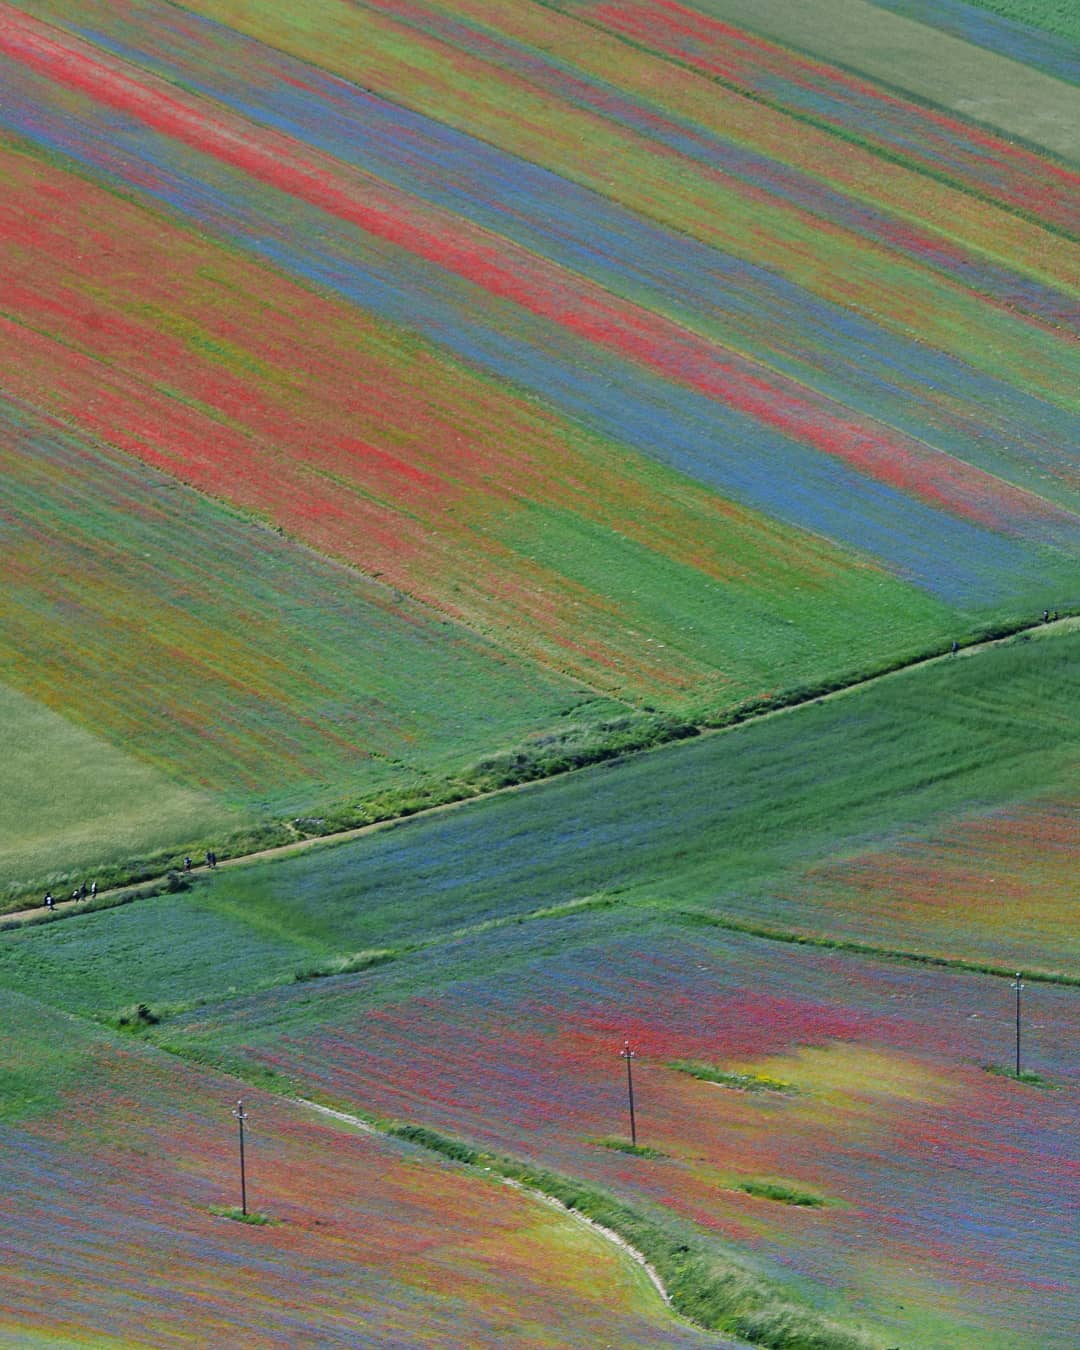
<box><xmin>0</xmin><ymin>681</ymin><xmax>227</xmax><ymax>902</ymax></box>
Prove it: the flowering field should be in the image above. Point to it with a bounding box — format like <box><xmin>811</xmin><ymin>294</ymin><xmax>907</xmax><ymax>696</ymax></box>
<box><xmin>1</xmin><ymin>0</ymin><xmax>1076</xmax><ymax>673</ymax></box>
<box><xmin>2</xmin><ymin>0</ymin><xmax>1077</xmax><ymax>888</ymax></box>
<box><xmin>0</xmin><ymin>140</ymin><xmax>953</xmax><ymax>703</ymax></box>
<box><xmin>775</xmin><ymin>796</ymin><xmax>1080</xmax><ymax>971</ymax></box>
<box><xmin>647</xmin><ymin>0</ymin><xmax>1080</xmax><ymax>158</ymax></box>
<box><xmin>0</xmin><ymin>635</ymin><xmax>1076</xmax><ymax>1343</ymax></box>
<box><xmin>1</xmin><ymin>2</ymin><xmax>1078</xmax><ymax>1344</ymax></box>
<box><xmin>0</xmin><ymin>397</ymin><xmax>611</xmax><ymax>895</ymax></box>
<box><xmin>160</xmin><ymin>913</ymin><xmax>1079</xmax><ymax>1350</ymax></box>
<box><xmin>0</xmin><ymin>988</ymin><xmax>709</xmax><ymax>1348</ymax></box>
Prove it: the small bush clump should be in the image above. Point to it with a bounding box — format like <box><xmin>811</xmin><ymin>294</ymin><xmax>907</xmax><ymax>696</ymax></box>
<box><xmin>669</xmin><ymin>1060</ymin><xmax>794</xmax><ymax>1093</ymax></box>
<box><xmin>983</xmin><ymin>1064</ymin><xmax>1061</xmax><ymax>1090</ymax></box>
<box><xmin>736</xmin><ymin>1177</ymin><xmax>829</xmax><ymax>1207</ymax></box>
<box><xmin>112</xmin><ymin>1003</ymin><xmax>162</xmax><ymax>1031</ymax></box>
<box><xmin>592</xmin><ymin>1136</ymin><xmax>667</xmax><ymax>1158</ymax></box>
<box><xmin>209</xmin><ymin>1205</ymin><xmax>275</xmax><ymax>1226</ymax></box>
<box><xmin>293</xmin><ymin>948</ymin><xmax>399</xmax><ymax>983</ymax></box>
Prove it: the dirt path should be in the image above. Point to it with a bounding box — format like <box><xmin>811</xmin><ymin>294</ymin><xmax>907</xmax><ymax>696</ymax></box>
<box><xmin>4</xmin><ymin>616</ymin><xmax>1074</xmax><ymax>928</ymax></box>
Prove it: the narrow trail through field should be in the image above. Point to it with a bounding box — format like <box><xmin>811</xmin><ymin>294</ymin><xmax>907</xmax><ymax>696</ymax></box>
<box><xmin>5</xmin><ymin>615</ymin><xmax>1074</xmax><ymax>934</ymax></box>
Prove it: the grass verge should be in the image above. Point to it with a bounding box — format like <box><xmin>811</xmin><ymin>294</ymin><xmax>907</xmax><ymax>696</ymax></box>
<box><xmin>292</xmin><ymin>949</ymin><xmax>399</xmax><ymax>982</ymax></box>
<box><xmin>736</xmin><ymin>1178</ymin><xmax>830</xmax><ymax>1208</ymax></box>
<box><xmin>674</xmin><ymin>912</ymin><xmax>1080</xmax><ymax>987</ymax></box>
<box><xmin>982</xmin><ymin>1064</ymin><xmax>1062</xmax><ymax>1090</ymax></box>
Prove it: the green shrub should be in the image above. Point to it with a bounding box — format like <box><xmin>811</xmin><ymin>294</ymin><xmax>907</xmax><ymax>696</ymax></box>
<box><xmin>293</xmin><ymin>948</ymin><xmax>400</xmax><ymax>982</ymax></box>
<box><xmin>111</xmin><ymin>1002</ymin><xmax>162</xmax><ymax>1031</ymax></box>
<box><xmin>592</xmin><ymin>1136</ymin><xmax>666</xmax><ymax>1158</ymax></box>
<box><xmin>209</xmin><ymin>1205</ymin><xmax>275</xmax><ymax>1226</ymax></box>
<box><xmin>983</xmin><ymin>1064</ymin><xmax>1061</xmax><ymax>1089</ymax></box>
<box><xmin>736</xmin><ymin>1178</ymin><xmax>829</xmax><ymax>1207</ymax></box>
<box><xmin>386</xmin><ymin>1123</ymin><xmax>481</xmax><ymax>1165</ymax></box>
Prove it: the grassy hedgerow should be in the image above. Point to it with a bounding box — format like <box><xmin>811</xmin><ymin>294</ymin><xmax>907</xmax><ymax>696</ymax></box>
<box><xmin>208</xmin><ymin>1205</ymin><xmax>276</xmax><ymax>1226</ymax></box>
<box><xmin>983</xmin><ymin>1064</ymin><xmax>1062</xmax><ymax>1090</ymax></box>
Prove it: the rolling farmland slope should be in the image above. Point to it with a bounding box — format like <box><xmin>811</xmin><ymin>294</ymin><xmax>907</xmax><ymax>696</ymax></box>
<box><xmin>0</xmin><ymin>988</ymin><xmax>709</xmax><ymax>1348</ymax></box>
<box><xmin>0</xmin><ymin>1</ymin><xmax>1077</xmax><ymax>1344</ymax></box>
<box><xmin>1</xmin><ymin>0</ymin><xmax>1077</xmax><ymax>892</ymax></box>
<box><xmin>0</xmin><ymin>396</ymin><xmax>620</xmax><ymax>898</ymax></box>
<box><xmin>1</xmin><ymin>630</ymin><xmax>1075</xmax><ymax>1346</ymax></box>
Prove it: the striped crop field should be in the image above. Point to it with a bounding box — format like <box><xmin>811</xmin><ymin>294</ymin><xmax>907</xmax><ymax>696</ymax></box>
<box><xmin>651</xmin><ymin>0</ymin><xmax>1080</xmax><ymax>159</ymax></box>
<box><xmin>0</xmin><ymin>988</ymin><xmax>707</xmax><ymax>1348</ymax></box>
<box><xmin>1</xmin><ymin>3</ymin><xmax>1077</xmax><ymax>1344</ymax></box>
<box><xmin>775</xmin><ymin>796</ymin><xmax>1080</xmax><ymax>969</ymax></box>
<box><xmin>0</xmin><ymin>0</ymin><xmax>1077</xmax><ymax>834</ymax></box>
<box><xmin>0</xmin><ymin>396</ymin><xmax>620</xmax><ymax>897</ymax></box>
<box><xmin>866</xmin><ymin>2</ymin><xmax>1079</xmax><ymax>79</ymax></box>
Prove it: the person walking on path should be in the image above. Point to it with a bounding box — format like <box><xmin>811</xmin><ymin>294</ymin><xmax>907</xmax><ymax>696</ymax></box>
<box><xmin>90</xmin><ymin>880</ymin><xmax>97</xmax><ymax>899</ymax></box>
<box><xmin>44</xmin><ymin>892</ymin><xmax>54</xmax><ymax>911</ymax></box>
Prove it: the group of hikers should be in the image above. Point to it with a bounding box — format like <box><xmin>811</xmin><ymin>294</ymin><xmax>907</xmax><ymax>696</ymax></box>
<box><xmin>43</xmin><ymin>880</ymin><xmax>97</xmax><ymax>911</ymax></box>
<box><xmin>41</xmin><ymin>850</ymin><xmax>222</xmax><ymax>912</ymax></box>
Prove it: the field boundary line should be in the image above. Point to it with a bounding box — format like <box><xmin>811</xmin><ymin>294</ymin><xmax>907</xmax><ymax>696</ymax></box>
<box><xmin>674</xmin><ymin>910</ymin><xmax>1080</xmax><ymax>986</ymax></box>
<box><xmin>3</xmin><ymin>615</ymin><xmax>1075</xmax><ymax>925</ymax></box>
